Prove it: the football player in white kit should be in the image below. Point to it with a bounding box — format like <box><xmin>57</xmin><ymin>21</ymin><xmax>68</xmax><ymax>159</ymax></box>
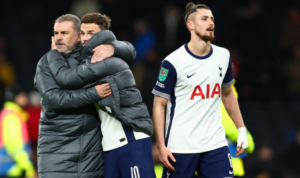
<box><xmin>152</xmin><ymin>2</ymin><xmax>249</xmax><ymax>178</ymax></box>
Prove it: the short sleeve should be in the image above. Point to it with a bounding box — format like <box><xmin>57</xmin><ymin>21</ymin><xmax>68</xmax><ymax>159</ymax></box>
<box><xmin>152</xmin><ymin>60</ymin><xmax>177</xmax><ymax>99</ymax></box>
<box><xmin>222</xmin><ymin>56</ymin><xmax>234</xmax><ymax>87</ymax></box>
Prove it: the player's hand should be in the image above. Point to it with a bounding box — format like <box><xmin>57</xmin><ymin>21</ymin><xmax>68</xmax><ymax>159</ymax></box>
<box><xmin>95</xmin><ymin>83</ymin><xmax>112</xmax><ymax>98</ymax></box>
<box><xmin>51</xmin><ymin>36</ymin><xmax>57</xmax><ymax>50</ymax></box>
<box><xmin>236</xmin><ymin>127</ymin><xmax>248</xmax><ymax>157</ymax></box>
<box><xmin>91</xmin><ymin>44</ymin><xmax>114</xmax><ymax>63</ymax></box>
<box><xmin>158</xmin><ymin>146</ymin><xmax>176</xmax><ymax>171</ymax></box>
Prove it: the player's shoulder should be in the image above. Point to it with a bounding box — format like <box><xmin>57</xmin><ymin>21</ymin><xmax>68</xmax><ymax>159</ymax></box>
<box><xmin>163</xmin><ymin>45</ymin><xmax>186</xmax><ymax>65</ymax></box>
<box><xmin>211</xmin><ymin>44</ymin><xmax>230</xmax><ymax>57</ymax></box>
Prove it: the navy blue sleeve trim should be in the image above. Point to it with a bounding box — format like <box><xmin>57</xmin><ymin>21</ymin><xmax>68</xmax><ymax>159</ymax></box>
<box><xmin>222</xmin><ymin>56</ymin><xmax>234</xmax><ymax>87</ymax></box>
<box><xmin>152</xmin><ymin>60</ymin><xmax>177</xmax><ymax>98</ymax></box>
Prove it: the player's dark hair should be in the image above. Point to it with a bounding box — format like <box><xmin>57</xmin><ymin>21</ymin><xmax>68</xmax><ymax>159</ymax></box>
<box><xmin>184</xmin><ymin>2</ymin><xmax>211</xmax><ymax>23</ymax></box>
<box><xmin>81</xmin><ymin>13</ymin><xmax>111</xmax><ymax>30</ymax></box>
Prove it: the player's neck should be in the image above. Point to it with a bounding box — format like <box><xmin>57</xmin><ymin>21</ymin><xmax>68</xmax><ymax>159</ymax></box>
<box><xmin>188</xmin><ymin>38</ymin><xmax>211</xmax><ymax>57</ymax></box>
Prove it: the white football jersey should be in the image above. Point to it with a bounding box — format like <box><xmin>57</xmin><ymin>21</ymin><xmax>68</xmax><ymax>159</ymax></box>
<box><xmin>152</xmin><ymin>44</ymin><xmax>233</xmax><ymax>153</ymax></box>
<box><xmin>95</xmin><ymin>105</ymin><xmax>150</xmax><ymax>151</ymax></box>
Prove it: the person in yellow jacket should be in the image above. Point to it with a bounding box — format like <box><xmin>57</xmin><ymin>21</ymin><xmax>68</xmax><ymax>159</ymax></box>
<box><xmin>221</xmin><ymin>81</ymin><xmax>255</xmax><ymax>178</ymax></box>
<box><xmin>154</xmin><ymin>82</ymin><xmax>255</xmax><ymax>178</ymax></box>
<box><xmin>0</xmin><ymin>86</ymin><xmax>36</xmax><ymax>178</ymax></box>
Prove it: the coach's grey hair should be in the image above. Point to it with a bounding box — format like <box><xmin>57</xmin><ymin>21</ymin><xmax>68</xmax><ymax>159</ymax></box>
<box><xmin>54</xmin><ymin>14</ymin><xmax>80</xmax><ymax>33</ymax></box>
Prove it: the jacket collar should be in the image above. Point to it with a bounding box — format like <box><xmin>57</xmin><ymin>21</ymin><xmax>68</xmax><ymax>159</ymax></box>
<box><xmin>61</xmin><ymin>42</ymin><xmax>83</xmax><ymax>59</ymax></box>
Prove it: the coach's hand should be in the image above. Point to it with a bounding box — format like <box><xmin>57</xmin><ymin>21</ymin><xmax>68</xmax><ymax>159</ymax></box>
<box><xmin>51</xmin><ymin>36</ymin><xmax>57</xmax><ymax>50</ymax></box>
<box><xmin>158</xmin><ymin>146</ymin><xmax>176</xmax><ymax>171</ymax></box>
<box><xmin>91</xmin><ymin>44</ymin><xmax>114</xmax><ymax>63</ymax></box>
<box><xmin>95</xmin><ymin>83</ymin><xmax>112</xmax><ymax>98</ymax></box>
<box><xmin>236</xmin><ymin>127</ymin><xmax>248</xmax><ymax>157</ymax></box>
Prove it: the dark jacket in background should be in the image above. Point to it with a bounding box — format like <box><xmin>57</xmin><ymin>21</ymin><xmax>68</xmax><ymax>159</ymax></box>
<box><xmin>34</xmin><ymin>38</ymin><xmax>136</xmax><ymax>178</ymax></box>
<box><xmin>47</xmin><ymin>30</ymin><xmax>153</xmax><ymax>136</ymax></box>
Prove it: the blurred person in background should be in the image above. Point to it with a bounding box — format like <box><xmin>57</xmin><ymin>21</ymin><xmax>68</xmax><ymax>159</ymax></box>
<box><xmin>132</xmin><ymin>19</ymin><xmax>156</xmax><ymax>90</ymax></box>
<box><xmin>245</xmin><ymin>145</ymin><xmax>284</xmax><ymax>178</ymax></box>
<box><xmin>279</xmin><ymin>8</ymin><xmax>300</xmax><ymax>55</ymax></box>
<box><xmin>0</xmin><ymin>85</ymin><xmax>36</xmax><ymax>178</ymax></box>
<box><xmin>278</xmin><ymin>130</ymin><xmax>300</xmax><ymax>177</ymax></box>
<box><xmin>24</xmin><ymin>91</ymin><xmax>41</xmax><ymax>148</ymax></box>
<box><xmin>163</xmin><ymin>3</ymin><xmax>181</xmax><ymax>50</ymax></box>
<box><xmin>140</xmin><ymin>48</ymin><xmax>161</xmax><ymax>112</ymax></box>
<box><xmin>24</xmin><ymin>91</ymin><xmax>41</xmax><ymax>169</ymax></box>
<box><xmin>152</xmin><ymin>2</ymin><xmax>248</xmax><ymax>178</ymax></box>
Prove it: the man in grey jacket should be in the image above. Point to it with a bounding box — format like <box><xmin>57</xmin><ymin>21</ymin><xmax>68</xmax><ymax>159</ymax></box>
<box><xmin>34</xmin><ymin>14</ymin><xmax>136</xmax><ymax>178</ymax></box>
<box><xmin>46</xmin><ymin>13</ymin><xmax>155</xmax><ymax>178</ymax></box>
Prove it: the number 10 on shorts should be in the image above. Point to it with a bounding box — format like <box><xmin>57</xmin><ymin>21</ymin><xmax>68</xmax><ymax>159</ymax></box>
<box><xmin>131</xmin><ymin>166</ymin><xmax>140</xmax><ymax>178</ymax></box>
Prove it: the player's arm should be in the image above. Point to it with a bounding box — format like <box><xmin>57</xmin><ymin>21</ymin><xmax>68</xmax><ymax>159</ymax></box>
<box><xmin>152</xmin><ymin>59</ymin><xmax>177</xmax><ymax>171</ymax></box>
<box><xmin>91</xmin><ymin>41</ymin><xmax>136</xmax><ymax>63</ymax></box>
<box><xmin>221</xmin><ymin>56</ymin><xmax>248</xmax><ymax>157</ymax></box>
<box><xmin>153</xmin><ymin>96</ymin><xmax>176</xmax><ymax>171</ymax></box>
<box><xmin>81</xmin><ymin>30</ymin><xmax>136</xmax><ymax>63</ymax></box>
<box><xmin>47</xmin><ymin>30</ymin><xmax>135</xmax><ymax>89</ymax></box>
<box><xmin>222</xmin><ymin>86</ymin><xmax>244</xmax><ymax>129</ymax></box>
<box><xmin>47</xmin><ymin>50</ymin><xmax>109</xmax><ymax>89</ymax></box>
<box><xmin>34</xmin><ymin>59</ymin><xmax>110</xmax><ymax>110</ymax></box>
<box><xmin>221</xmin><ymin>84</ymin><xmax>255</xmax><ymax>154</ymax></box>
<box><xmin>222</xmin><ymin>86</ymin><xmax>248</xmax><ymax>156</ymax></box>
<box><xmin>47</xmin><ymin>44</ymin><xmax>133</xmax><ymax>89</ymax></box>
<box><xmin>111</xmin><ymin>41</ymin><xmax>135</xmax><ymax>62</ymax></box>
<box><xmin>221</xmin><ymin>83</ymin><xmax>240</xmax><ymax>141</ymax></box>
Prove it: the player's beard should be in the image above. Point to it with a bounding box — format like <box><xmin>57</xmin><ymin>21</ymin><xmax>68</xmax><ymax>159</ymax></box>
<box><xmin>195</xmin><ymin>30</ymin><xmax>215</xmax><ymax>42</ymax></box>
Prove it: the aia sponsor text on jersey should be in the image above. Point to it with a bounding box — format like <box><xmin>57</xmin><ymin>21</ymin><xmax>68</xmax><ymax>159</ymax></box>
<box><xmin>190</xmin><ymin>83</ymin><xmax>220</xmax><ymax>100</ymax></box>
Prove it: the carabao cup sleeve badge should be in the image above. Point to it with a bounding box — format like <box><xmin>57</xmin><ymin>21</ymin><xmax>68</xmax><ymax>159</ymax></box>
<box><xmin>159</xmin><ymin>67</ymin><xmax>169</xmax><ymax>82</ymax></box>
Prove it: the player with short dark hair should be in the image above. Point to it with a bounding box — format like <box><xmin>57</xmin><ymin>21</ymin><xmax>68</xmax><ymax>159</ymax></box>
<box><xmin>152</xmin><ymin>2</ymin><xmax>249</xmax><ymax>178</ymax></box>
<box><xmin>81</xmin><ymin>13</ymin><xmax>111</xmax><ymax>30</ymax></box>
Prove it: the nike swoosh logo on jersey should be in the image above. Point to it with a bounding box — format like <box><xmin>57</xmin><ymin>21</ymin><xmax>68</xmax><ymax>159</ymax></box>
<box><xmin>229</xmin><ymin>170</ymin><xmax>233</xmax><ymax>174</ymax></box>
<box><xmin>187</xmin><ymin>72</ymin><xmax>196</xmax><ymax>78</ymax></box>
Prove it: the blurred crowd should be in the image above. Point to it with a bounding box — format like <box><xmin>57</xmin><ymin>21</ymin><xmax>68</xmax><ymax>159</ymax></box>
<box><xmin>1</xmin><ymin>0</ymin><xmax>300</xmax><ymax>177</ymax></box>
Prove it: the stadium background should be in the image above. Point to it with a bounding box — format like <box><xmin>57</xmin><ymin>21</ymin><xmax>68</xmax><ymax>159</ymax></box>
<box><xmin>0</xmin><ymin>0</ymin><xmax>300</xmax><ymax>177</ymax></box>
